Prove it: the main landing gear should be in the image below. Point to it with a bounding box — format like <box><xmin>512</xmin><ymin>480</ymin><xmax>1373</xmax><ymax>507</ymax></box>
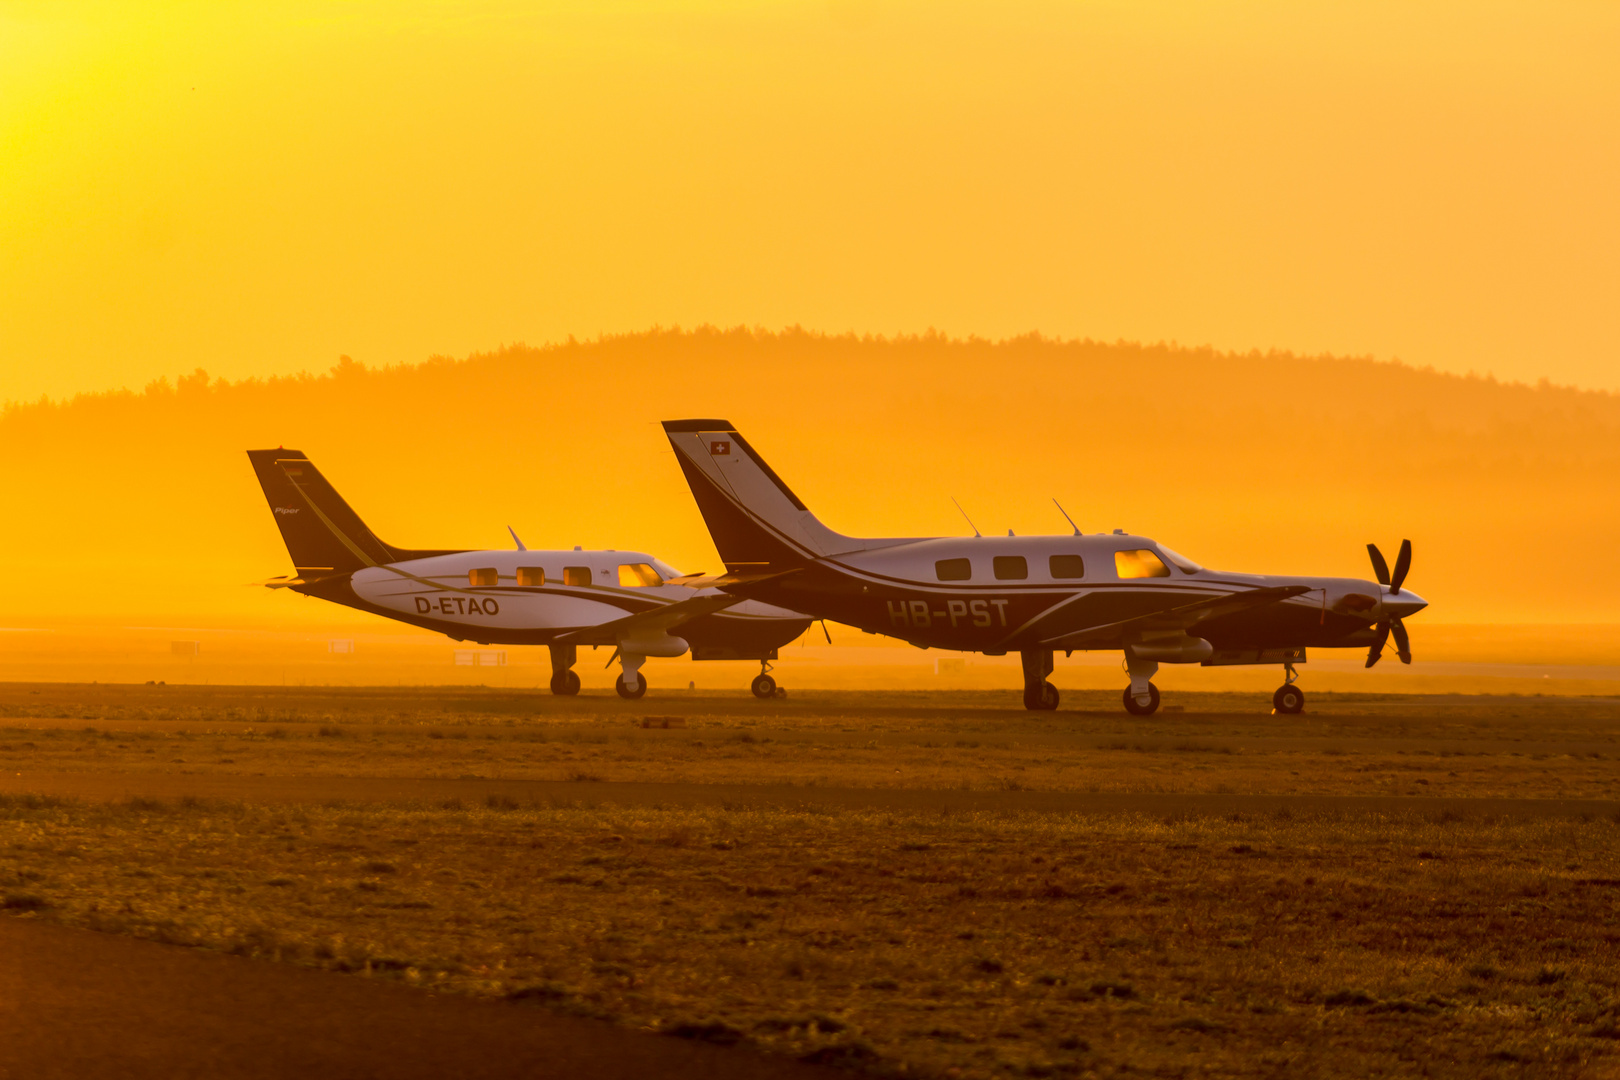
<box><xmin>1273</xmin><ymin>662</ymin><xmax>1305</xmax><ymax>715</ymax></box>
<box><xmin>1020</xmin><ymin>650</ymin><xmax>1059</xmax><ymax>711</ymax></box>
<box><xmin>1122</xmin><ymin>650</ymin><xmax>1160</xmax><ymax>717</ymax></box>
<box><xmin>548</xmin><ymin>645</ymin><xmax>581</xmax><ymax>696</ymax></box>
<box><xmin>751</xmin><ymin>659</ymin><xmax>785</xmax><ymax>699</ymax></box>
<box><xmin>615</xmin><ymin>651</ymin><xmax>648</xmax><ymax>700</ymax></box>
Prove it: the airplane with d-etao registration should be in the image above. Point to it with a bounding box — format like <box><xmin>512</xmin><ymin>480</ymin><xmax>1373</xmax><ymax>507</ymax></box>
<box><xmin>247</xmin><ymin>449</ymin><xmax>812</xmax><ymax>699</ymax></box>
<box><xmin>658</xmin><ymin>420</ymin><xmax>1428</xmax><ymax>715</ymax></box>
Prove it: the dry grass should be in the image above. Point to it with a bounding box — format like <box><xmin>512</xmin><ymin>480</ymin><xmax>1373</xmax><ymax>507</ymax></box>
<box><xmin>4</xmin><ymin>684</ymin><xmax>1620</xmax><ymax>1077</ymax></box>
<box><xmin>5</xmin><ymin>794</ymin><xmax>1620</xmax><ymax>1077</ymax></box>
<box><xmin>2</xmin><ymin>684</ymin><xmax>1619</xmax><ymax>800</ymax></box>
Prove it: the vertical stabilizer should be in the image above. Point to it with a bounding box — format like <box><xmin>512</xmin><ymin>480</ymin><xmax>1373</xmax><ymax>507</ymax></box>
<box><xmin>661</xmin><ymin>420</ymin><xmax>869</xmax><ymax>570</ymax></box>
<box><xmin>247</xmin><ymin>450</ymin><xmax>458</xmax><ymax>574</ymax></box>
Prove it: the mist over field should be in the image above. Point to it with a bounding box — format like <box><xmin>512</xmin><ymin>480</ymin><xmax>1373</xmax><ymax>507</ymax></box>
<box><xmin>1</xmin><ymin>328</ymin><xmax>1616</xmax><ymax>624</ymax></box>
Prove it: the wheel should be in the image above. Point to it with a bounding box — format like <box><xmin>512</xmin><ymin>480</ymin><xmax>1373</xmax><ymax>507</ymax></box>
<box><xmin>549</xmin><ymin>670</ymin><xmax>581</xmax><ymax>696</ymax></box>
<box><xmin>751</xmin><ymin>674</ymin><xmax>777</xmax><ymax>699</ymax></box>
<box><xmin>1021</xmin><ymin>681</ymin><xmax>1060</xmax><ymax>711</ymax></box>
<box><xmin>1273</xmin><ymin>684</ymin><xmax>1305</xmax><ymax>714</ymax></box>
<box><xmin>1123</xmin><ymin>683</ymin><xmax>1160</xmax><ymax>716</ymax></box>
<box><xmin>615</xmin><ymin>672</ymin><xmax>647</xmax><ymax>700</ymax></box>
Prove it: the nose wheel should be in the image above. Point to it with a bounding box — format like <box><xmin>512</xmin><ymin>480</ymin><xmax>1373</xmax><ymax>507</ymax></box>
<box><xmin>1272</xmin><ymin>662</ymin><xmax>1304</xmax><ymax>714</ymax></box>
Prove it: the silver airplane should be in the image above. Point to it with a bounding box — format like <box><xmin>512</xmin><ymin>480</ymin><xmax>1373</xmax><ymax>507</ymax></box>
<box><xmin>247</xmin><ymin>449</ymin><xmax>811</xmax><ymax>699</ymax></box>
<box><xmin>659</xmin><ymin>420</ymin><xmax>1428</xmax><ymax>715</ymax></box>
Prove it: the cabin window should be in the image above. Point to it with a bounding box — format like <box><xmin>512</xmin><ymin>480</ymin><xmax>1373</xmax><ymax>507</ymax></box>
<box><xmin>1115</xmin><ymin>549</ymin><xmax>1170</xmax><ymax>579</ymax></box>
<box><xmin>516</xmin><ymin>567</ymin><xmax>545</xmax><ymax>587</ymax></box>
<box><xmin>1049</xmin><ymin>554</ymin><xmax>1085</xmax><ymax>579</ymax></box>
<box><xmin>1157</xmin><ymin>545</ymin><xmax>1203</xmax><ymax>573</ymax></box>
<box><xmin>468</xmin><ymin>567</ymin><xmax>498</xmax><ymax>588</ymax></box>
<box><xmin>992</xmin><ymin>555</ymin><xmax>1028</xmax><ymax>580</ymax></box>
<box><xmin>618</xmin><ymin>563</ymin><xmax>663</xmax><ymax>587</ymax></box>
<box><xmin>935</xmin><ymin>558</ymin><xmax>971</xmax><ymax>581</ymax></box>
<box><xmin>563</xmin><ymin>566</ymin><xmax>592</xmax><ymax>586</ymax></box>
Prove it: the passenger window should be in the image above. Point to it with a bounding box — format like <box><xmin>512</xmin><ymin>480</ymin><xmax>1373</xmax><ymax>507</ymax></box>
<box><xmin>935</xmin><ymin>558</ymin><xmax>971</xmax><ymax>581</ymax></box>
<box><xmin>1049</xmin><ymin>554</ymin><xmax>1085</xmax><ymax>579</ymax></box>
<box><xmin>468</xmin><ymin>567</ymin><xmax>498</xmax><ymax>588</ymax></box>
<box><xmin>992</xmin><ymin>555</ymin><xmax>1028</xmax><ymax>580</ymax></box>
<box><xmin>516</xmin><ymin>567</ymin><xmax>545</xmax><ymax>587</ymax></box>
<box><xmin>1115</xmin><ymin>549</ymin><xmax>1170</xmax><ymax>579</ymax></box>
<box><xmin>563</xmin><ymin>567</ymin><xmax>592</xmax><ymax>587</ymax></box>
<box><xmin>618</xmin><ymin>563</ymin><xmax>663</xmax><ymax>587</ymax></box>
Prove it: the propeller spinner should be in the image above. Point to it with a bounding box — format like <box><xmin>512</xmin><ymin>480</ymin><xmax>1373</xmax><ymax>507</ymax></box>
<box><xmin>1365</xmin><ymin>540</ymin><xmax>1417</xmax><ymax>668</ymax></box>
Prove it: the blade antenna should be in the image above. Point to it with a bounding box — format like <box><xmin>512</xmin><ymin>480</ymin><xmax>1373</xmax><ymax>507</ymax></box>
<box><xmin>1053</xmin><ymin>499</ymin><xmax>1081</xmax><ymax>536</ymax></box>
<box><xmin>950</xmin><ymin>497</ymin><xmax>982</xmax><ymax>538</ymax></box>
<box><xmin>507</xmin><ymin>526</ymin><xmax>527</xmax><ymax>551</ymax></box>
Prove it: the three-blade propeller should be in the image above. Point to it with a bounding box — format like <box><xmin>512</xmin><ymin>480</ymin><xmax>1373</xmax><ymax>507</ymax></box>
<box><xmin>1365</xmin><ymin>539</ymin><xmax>1413</xmax><ymax>668</ymax></box>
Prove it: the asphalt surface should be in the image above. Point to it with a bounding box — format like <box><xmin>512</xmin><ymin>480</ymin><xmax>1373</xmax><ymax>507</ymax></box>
<box><xmin>2</xmin><ymin>768</ymin><xmax>1615</xmax><ymax>819</ymax></box>
<box><xmin>0</xmin><ymin>916</ymin><xmax>832</xmax><ymax>1080</ymax></box>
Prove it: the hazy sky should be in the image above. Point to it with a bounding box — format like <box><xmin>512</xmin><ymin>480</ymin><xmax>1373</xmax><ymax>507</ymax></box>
<box><xmin>3</xmin><ymin>1</ymin><xmax>1618</xmax><ymax>403</ymax></box>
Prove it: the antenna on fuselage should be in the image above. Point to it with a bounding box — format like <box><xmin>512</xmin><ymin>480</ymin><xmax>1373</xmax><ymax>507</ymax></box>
<box><xmin>507</xmin><ymin>526</ymin><xmax>527</xmax><ymax>551</ymax></box>
<box><xmin>1052</xmin><ymin>499</ymin><xmax>1081</xmax><ymax>536</ymax></box>
<box><xmin>950</xmin><ymin>498</ymin><xmax>982</xmax><ymax>538</ymax></box>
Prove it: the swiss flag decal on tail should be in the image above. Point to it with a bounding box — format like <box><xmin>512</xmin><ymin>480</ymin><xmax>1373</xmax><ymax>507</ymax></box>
<box><xmin>710</xmin><ymin>440</ymin><xmax>731</xmax><ymax>456</ymax></box>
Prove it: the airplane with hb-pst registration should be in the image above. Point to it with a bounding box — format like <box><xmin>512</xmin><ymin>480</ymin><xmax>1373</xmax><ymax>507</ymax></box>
<box><xmin>247</xmin><ymin>449</ymin><xmax>812</xmax><ymax>699</ymax></box>
<box><xmin>659</xmin><ymin>420</ymin><xmax>1428</xmax><ymax>715</ymax></box>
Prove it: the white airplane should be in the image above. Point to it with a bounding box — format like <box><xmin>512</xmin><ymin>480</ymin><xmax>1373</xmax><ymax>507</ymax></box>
<box><xmin>247</xmin><ymin>449</ymin><xmax>812</xmax><ymax>699</ymax></box>
<box><xmin>660</xmin><ymin>420</ymin><xmax>1429</xmax><ymax>715</ymax></box>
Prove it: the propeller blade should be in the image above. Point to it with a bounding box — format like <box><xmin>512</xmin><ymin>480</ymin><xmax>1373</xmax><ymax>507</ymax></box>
<box><xmin>1391</xmin><ymin>617</ymin><xmax>1412</xmax><ymax>665</ymax></box>
<box><xmin>1365</xmin><ymin>621</ymin><xmax>1390</xmax><ymax>668</ymax></box>
<box><xmin>1367</xmin><ymin>543</ymin><xmax>1390</xmax><ymax>586</ymax></box>
<box><xmin>1390</xmin><ymin>539</ymin><xmax>1412</xmax><ymax>594</ymax></box>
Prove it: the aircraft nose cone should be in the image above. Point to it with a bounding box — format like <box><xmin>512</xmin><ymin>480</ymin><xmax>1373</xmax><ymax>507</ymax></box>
<box><xmin>1384</xmin><ymin>589</ymin><xmax>1427</xmax><ymax>619</ymax></box>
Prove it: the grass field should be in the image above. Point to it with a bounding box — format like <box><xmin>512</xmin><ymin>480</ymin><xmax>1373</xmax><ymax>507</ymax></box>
<box><xmin>4</xmin><ymin>684</ymin><xmax>1620</xmax><ymax>1077</ymax></box>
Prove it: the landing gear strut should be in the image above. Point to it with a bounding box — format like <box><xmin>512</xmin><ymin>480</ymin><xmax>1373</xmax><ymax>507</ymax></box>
<box><xmin>548</xmin><ymin>644</ymin><xmax>580</xmax><ymax>696</ymax></box>
<box><xmin>1272</xmin><ymin>662</ymin><xmax>1304</xmax><ymax>714</ymax></box>
<box><xmin>751</xmin><ymin>659</ymin><xmax>783</xmax><ymax>700</ymax></box>
<box><xmin>1122</xmin><ymin>649</ymin><xmax>1160</xmax><ymax>717</ymax></box>
<box><xmin>1020</xmin><ymin>650</ymin><xmax>1059</xmax><ymax>711</ymax></box>
<box><xmin>615</xmin><ymin>651</ymin><xmax>648</xmax><ymax>700</ymax></box>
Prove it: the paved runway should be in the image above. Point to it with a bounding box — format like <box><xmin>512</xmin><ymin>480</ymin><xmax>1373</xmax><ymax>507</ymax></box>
<box><xmin>3</xmin><ymin>769</ymin><xmax>1614</xmax><ymax>819</ymax></box>
<box><xmin>0</xmin><ymin>917</ymin><xmax>831</xmax><ymax>1080</ymax></box>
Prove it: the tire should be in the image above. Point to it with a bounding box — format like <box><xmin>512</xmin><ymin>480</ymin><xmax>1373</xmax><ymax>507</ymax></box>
<box><xmin>1273</xmin><ymin>684</ymin><xmax>1305</xmax><ymax>714</ymax></box>
<box><xmin>1123</xmin><ymin>683</ymin><xmax>1160</xmax><ymax>716</ymax></box>
<box><xmin>751</xmin><ymin>674</ymin><xmax>777</xmax><ymax>699</ymax></box>
<box><xmin>615</xmin><ymin>672</ymin><xmax>647</xmax><ymax>700</ymax></box>
<box><xmin>1040</xmin><ymin>681</ymin><xmax>1060</xmax><ymax>710</ymax></box>
<box><xmin>549</xmin><ymin>670</ymin><xmax>581</xmax><ymax>696</ymax></box>
<box><xmin>1022</xmin><ymin>683</ymin><xmax>1045</xmax><ymax>711</ymax></box>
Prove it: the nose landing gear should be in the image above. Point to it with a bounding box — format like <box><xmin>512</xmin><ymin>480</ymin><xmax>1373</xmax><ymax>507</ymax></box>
<box><xmin>1272</xmin><ymin>662</ymin><xmax>1304</xmax><ymax>714</ymax></box>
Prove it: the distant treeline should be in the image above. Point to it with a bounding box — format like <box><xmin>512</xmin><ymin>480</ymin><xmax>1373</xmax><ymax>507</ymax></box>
<box><xmin>2</xmin><ymin>328</ymin><xmax>1617</xmax><ymax>622</ymax></box>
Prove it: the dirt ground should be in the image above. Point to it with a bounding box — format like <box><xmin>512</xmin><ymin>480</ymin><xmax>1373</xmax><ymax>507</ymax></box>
<box><xmin>4</xmin><ymin>683</ymin><xmax>1620</xmax><ymax>1078</ymax></box>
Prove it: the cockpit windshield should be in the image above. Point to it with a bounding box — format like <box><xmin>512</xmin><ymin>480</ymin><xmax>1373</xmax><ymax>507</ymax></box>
<box><xmin>1156</xmin><ymin>545</ymin><xmax>1203</xmax><ymax>574</ymax></box>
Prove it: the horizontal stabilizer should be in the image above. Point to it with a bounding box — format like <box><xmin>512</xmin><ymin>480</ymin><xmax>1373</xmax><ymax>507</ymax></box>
<box><xmin>1041</xmin><ymin>585</ymin><xmax>1314</xmax><ymax>651</ymax></box>
<box><xmin>555</xmin><ymin>594</ymin><xmax>743</xmax><ymax>647</ymax></box>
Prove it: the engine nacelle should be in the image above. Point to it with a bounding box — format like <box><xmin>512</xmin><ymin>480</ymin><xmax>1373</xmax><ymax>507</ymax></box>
<box><xmin>1129</xmin><ymin>635</ymin><xmax>1215</xmax><ymax>664</ymax></box>
<box><xmin>617</xmin><ymin>632</ymin><xmax>690</xmax><ymax>658</ymax></box>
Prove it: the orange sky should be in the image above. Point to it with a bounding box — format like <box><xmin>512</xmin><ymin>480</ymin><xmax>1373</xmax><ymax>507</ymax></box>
<box><xmin>3</xmin><ymin>1</ymin><xmax>1618</xmax><ymax>403</ymax></box>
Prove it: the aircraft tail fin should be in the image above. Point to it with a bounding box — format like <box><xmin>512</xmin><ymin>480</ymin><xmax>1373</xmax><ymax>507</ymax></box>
<box><xmin>661</xmin><ymin>420</ymin><xmax>870</xmax><ymax>570</ymax></box>
<box><xmin>246</xmin><ymin>450</ymin><xmax>455</xmax><ymax>575</ymax></box>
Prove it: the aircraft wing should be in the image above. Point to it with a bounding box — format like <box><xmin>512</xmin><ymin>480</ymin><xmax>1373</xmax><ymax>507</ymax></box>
<box><xmin>664</xmin><ymin>567</ymin><xmax>803</xmax><ymax>589</ymax></box>
<box><xmin>1040</xmin><ymin>585</ymin><xmax>1314</xmax><ymax>651</ymax></box>
<box><xmin>554</xmin><ymin>594</ymin><xmax>744</xmax><ymax>646</ymax></box>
